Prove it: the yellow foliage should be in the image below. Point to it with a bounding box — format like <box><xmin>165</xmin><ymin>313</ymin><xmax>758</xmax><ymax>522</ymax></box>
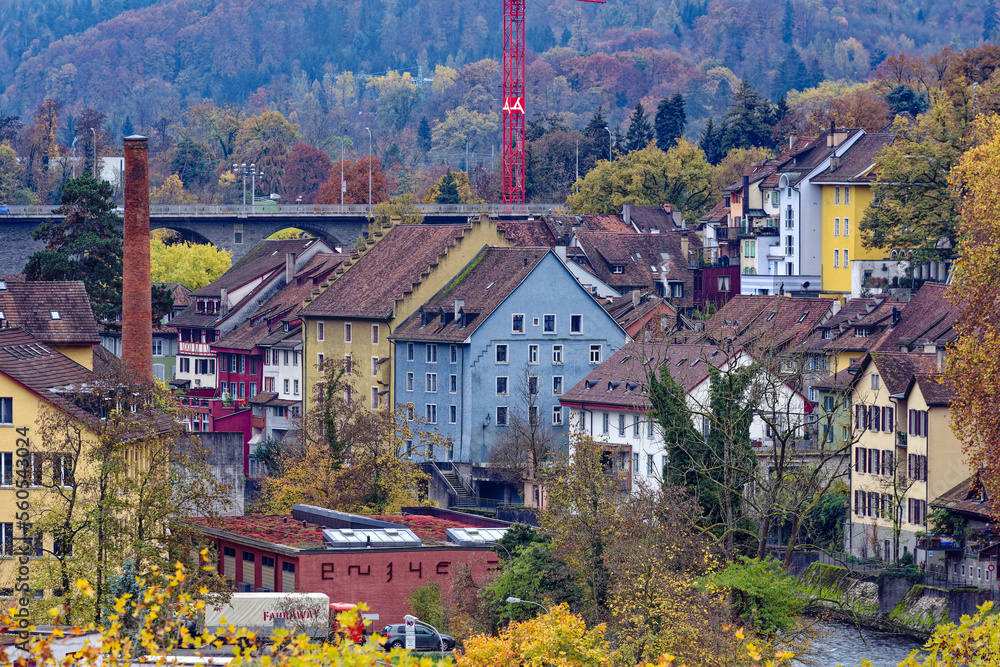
<box><xmin>150</xmin><ymin>232</ymin><xmax>232</xmax><ymax>290</ymax></box>
<box><xmin>150</xmin><ymin>173</ymin><xmax>196</xmax><ymax>205</ymax></box>
<box><xmin>421</xmin><ymin>170</ymin><xmax>483</xmax><ymax>205</ymax></box>
<box><xmin>456</xmin><ymin>604</ymin><xmax>610</xmax><ymax>667</ymax></box>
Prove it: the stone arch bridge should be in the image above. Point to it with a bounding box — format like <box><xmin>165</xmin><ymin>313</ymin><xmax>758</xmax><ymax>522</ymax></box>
<box><xmin>0</xmin><ymin>203</ymin><xmax>565</xmax><ymax>277</ymax></box>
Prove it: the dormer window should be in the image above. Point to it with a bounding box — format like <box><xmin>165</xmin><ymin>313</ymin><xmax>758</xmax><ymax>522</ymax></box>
<box><xmin>611</xmin><ymin>265</ymin><xmax>624</xmax><ymax>274</ymax></box>
<box><xmin>50</xmin><ymin>311</ymin><xmax>61</xmax><ymax>320</ymax></box>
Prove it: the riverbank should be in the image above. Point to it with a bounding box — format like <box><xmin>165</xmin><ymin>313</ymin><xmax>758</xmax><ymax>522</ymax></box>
<box><xmin>795</xmin><ymin>619</ymin><xmax>924</xmax><ymax>667</ymax></box>
<box><xmin>798</xmin><ymin>561</ymin><xmax>988</xmax><ymax>640</ymax></box>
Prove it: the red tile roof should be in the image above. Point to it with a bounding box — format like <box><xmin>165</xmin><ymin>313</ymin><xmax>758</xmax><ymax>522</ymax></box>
<box><xmin>561</xmin><ymin>340</ymin><xmax>728</xmax><ymax>410</ymax></box>
<box><xmin>811</xmin><ymin>133</ymin><xmax>895</xmax><ymax>184</ymax></box>
<box><xmin>0</xmin><ymin>281</ymin><xmax>99</xmax><ymax>345</ymax></box>
<box><xmin>579</xmin><ymin>214</ymin><xmax>634</xmax><ymax>233</ymax></box>
<box><xmin>391</xmin><ymin>247</ymin><xmax>550</xmax><ymax>342</ymax></box>
<box><xmin>301</xmin><ymin>225</ymin><xmax>471</xmax><ymax>320</ymax></box>
<box><xmin>914</xmin><ymin>373</ymin><xmax>954</xmax><ymax>406</ymax></box>
<box><xmin>497</xmin><ymin>220</ymin><xmax>558</xmax><ymax>247</ymax></box>
<box><xmin>875</xmin><ymin>283</ymin><xmax>957</xmax><ymax>352</ymax></box>
<box><xmin>868</xmin><ymin>352</ymin><xmax>939</xmax><ymax>396</ymax></box>
<box><xmin>704</xmin><ymin>295</ymin><xmax>836</xmax><ymax>354</ymax></box>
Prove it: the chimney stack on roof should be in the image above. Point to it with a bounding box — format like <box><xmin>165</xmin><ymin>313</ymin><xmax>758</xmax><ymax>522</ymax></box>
<box><xmin>788</xmin><ymin>133</ymin><xmax>797</xmax><ymax>150</ymax></box>
<box><xmin>122</xmin><ymin>135</ymin><xmax>152</xmax><ymax>380</ymax></box>
<box><xmin>286</xmin><ymin>252</ymin><xmax>296</xmax><ymax>284</ymax></box>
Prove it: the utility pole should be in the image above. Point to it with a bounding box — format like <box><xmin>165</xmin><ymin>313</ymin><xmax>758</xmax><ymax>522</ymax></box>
<box><xmin>365</xmin><ymin>127</ymin><xmax>372</xmax><ymax>211</ymax></box>
<box><xmin>340</xmin><ymin>132</ymin><xmax>346</xmax><ymax>208</ymax></box>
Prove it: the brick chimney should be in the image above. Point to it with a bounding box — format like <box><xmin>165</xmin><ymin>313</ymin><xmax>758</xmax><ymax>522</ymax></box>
<box><xmin>122</xmin><ymin>136</ymin><xmax>152</xmax><ymax>380</ymax></box>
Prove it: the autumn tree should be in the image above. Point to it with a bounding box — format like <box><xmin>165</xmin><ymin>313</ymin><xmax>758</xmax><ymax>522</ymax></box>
<box><xmin>861</xmin><ymin>102</ymin><xmax>965</xmax><ymax>264</ymax></box>
<box><xmin>78</xmin><ymin>108</ymin><xmax>109</xmax><ymax>179</ymax></box>
<box><xmin>258</xmin><ymin>359</ymin><xmax>433</xmax><ymax>515</ymax></box>
<box><xmin>0</xmin><ymin>143</ymin><xmax>34</xmax><ymax>204</ymax></box>
<box><xmin>282</xmin><ymin>141</ymin><xmax>333</xmax><ymax>204</ymax></box>
<box><xmin>317</xmin><ymin>156</ymin><xmax>390</xmax><ymax>206</ymax></box>
<box><xmin>367</xmin><ymin>71</ymin><xmax>421</xmax><ymax>131</ymax></box>
<box><xmin>150</xmin><ymin>230</ymin><xmax>232</xmax><ymax>290</ymax></box>
<box><xmin>432</xmin><ymin>107</ymin><xmax>499</xmax><ymax>154</ymax></box>
<box><xmin>422</xmin><ymin>169</ymin><xmax>482</xmax><ymax>205</ymax></box>
<box><xmin>150</xmin><ymin>174</ymin><xmax>196</xmax><ymax>205</ymax></box>
<box><xmin>947</xmin><ymin>114</ymin><xmax>1000</xmax><ymax>508</ymax></box>
<box><xmin>30</xmin><ymin>368</ymin><xmax>230</xmax><ymax>625</ymax></box>
<box><xmin>567</xmin><ymin>140</ymin><xmax>716</xmax><ymax>222</ymax></box>
<box><xmin>712</xmin><ymin>147</ymin><xmax>774</xmax><ymax>192</ymax></box>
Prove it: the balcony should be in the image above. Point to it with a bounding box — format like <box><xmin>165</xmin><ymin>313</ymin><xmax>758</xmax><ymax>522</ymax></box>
<box><xmin>896</xmin><ymin>431</ymin><xmax>907</xmax><ymax>447</ymax></box>
<box><xmin>916</xmin><ymin>535</ymin><xmax>963</xmax><ymax>552</ymax></box>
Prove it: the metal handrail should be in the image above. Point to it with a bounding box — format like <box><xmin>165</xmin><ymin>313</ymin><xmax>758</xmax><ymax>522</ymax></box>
<box><xmin>0</xmin><ymin>203</ymin><xmax>569</xmax><ymax>218</ymax></box>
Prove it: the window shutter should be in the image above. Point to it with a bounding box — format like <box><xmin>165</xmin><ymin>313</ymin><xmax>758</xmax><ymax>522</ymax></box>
<box><xmin>855</xmin><ymin>448</ymin><xmax>860</xmax><ymax>473</ymax></box>
<box><xmin>922</xmin><ymin>411</ymin><xmax>929</xmax><ymax>437</ymax></box>
<box><xmin>873</xmin><ymin>406</ymin><xmax>881</xmax><ymax>431</ymax></box>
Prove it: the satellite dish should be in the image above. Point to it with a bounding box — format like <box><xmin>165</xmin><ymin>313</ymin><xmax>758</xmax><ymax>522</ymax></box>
<box><xmin>802</xmin><ymin>281</ymin><xmax>811</xmax><ymax>290</ymax></box>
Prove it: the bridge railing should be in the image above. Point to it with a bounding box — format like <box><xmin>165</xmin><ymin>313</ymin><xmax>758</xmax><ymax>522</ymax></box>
<box><xmin>0</xmin><ymin>204</ymin><xmax>570</xmax><ymax>218</ymax></box>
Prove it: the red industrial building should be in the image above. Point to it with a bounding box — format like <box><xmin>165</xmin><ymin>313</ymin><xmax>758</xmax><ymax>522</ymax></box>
<box><xmin>185</xmin><ymin>505</ymin><xmax>508</xmax><ymax>625</ymax></box>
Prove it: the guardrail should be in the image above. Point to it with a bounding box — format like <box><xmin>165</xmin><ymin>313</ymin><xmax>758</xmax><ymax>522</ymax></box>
<box><xmin>0</xmin><ymin>203</ymin><xmax>569</xmax><ymax>218</ymax></box>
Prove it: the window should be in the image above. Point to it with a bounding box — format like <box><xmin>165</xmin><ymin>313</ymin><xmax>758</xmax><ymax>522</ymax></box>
<box><xmin>407</xmin><ymin>343</ymin><xmax>414</xmax><ymax>361</ymax></box>
<box><xmin>835</xmin><ymin>186</ymin><xmax>841</xmax><ymax>205</ymax></box>
<box><xmin>195</xmin><ymin>358</ymin><xmax>215</xmax><ymax>375</ymax></box>
<box><xmin>450</xmin><ymin>345</ymin><xmax>458</xmax><ymax>363</ymax></box>
<box><xmin>570</xmin><ymin>315</ymin><xmax>582</xmax><ymax>334</ymax></box>
<box><xmin>496</xmin><ymin>376</ymin><xmax>508</xmax><ymax>395</ymax></box>
<box><xmin>602</xmin><ymin>412</ymin><xmax>610</xmax><ymax>434</ymax></box>
<box><xmin>632</xmin><ymin>453</ymin><xmax>639</xmax><ymax>472</ymax></box>
<box><xmin>344</xmin><ymin>323</ymin><xmax>352</xmax><ymax>343</ymax></box>
<box><xmin>372</xmin><ymin>357</ymin><xmax>380</xmax><ymax>377</ymax></box>
<box><xmin>317</xmin><ymin>353</ymin><xmax>325</xmax><ymax>369</ymax></box>
<box><xmin>0</xmin><ymin>453</ymin><xmax>10</xmax><ymax>486</ymax></box>
<box><xmin>52</xmin><ymin>454</ymin><xmax>73</xmax><ymax>487</ymax></box>
<box><xmin>908</xmin><ymin>409</ymin><xmax>929</xmax><ymax>437</ymax></box>
<box><xmin>426</xmin><ymin>373</ymin><xmax>438</xmax><ymax>393</ymax></box>
<box><xmin>611</xmin><ymin>264</ymin><xmax>624</xmax><ymax>274</ymax></box>
<box><xmin>589</xmin><ymin>345</ymin><xmax>602</xmax><ymax>364</ymax></box>
<box><xmin>543</xmin><ymin>314</ymin><xmax>556</xmax><ymax>333</ymax></box>
<box><xmin>512</xmin><ymin>314</ymin><xmax>525</xmax><ymax>334</ymax></box>
<box><xmin>371</xmin><ymin>387</ymin><xmax>380</xmax><ymax>409</ymax></box>
<box><xmin>834</xmin><ymin>218</ymin><xmax>840</xmax><ymax>236</ymax></box>
<box><xmin>785</xmin><ymin>235</ymin><xmax>794</xmax><ymax>255</ymax></box>
<box><xmin>179</xmin><ymin>357</ymin><xmax>190</xmax><ymax>373</ymax></box>
<box><xmin>717</xmin><ymin>275</ymin><xmax>731</xmax><ymax>292</ymax></box>
<box><xmin>450</xmin><ymin>374</ymin><xmax>457</xmax><ymax>393</ymax></box>
<box><xmin>744</xmin><ymin>240</ymin><xmax>755</xmax><ymax>258</ymax></box>
<box><xmin>426</xmin><ymin>344</ymin><xmax>437</xmax><ymax>363</ymax></box>
<box><xmin>844</xmin><ymin>186</ymin><xmax>850</xmax><ymax>205</ymax></box>
<box><xmin>406</xmin><ymin>372</ymin><xmax>414</xmax><ymax>392</ymax></box>
<box><xmin>344</xmin><ymin>385</ymin><xmax>351</xmax><ymax>405</ymax></box>
<box><xmin>450</xmin><ymin>405</ymin><xmax>457</xmax><ymax>424</ymax></box>
<box><xmin>670</xmin><ymin>283</ymin><xmax>684</xmax><ymax>299</ymax></box>
<box><xmin>371</xmin><ymin>325</ymin><xmax>379</xmax><ymax>345</ymax></box>
<box><xmin>633</xmin><ymin>416</ymin><xmax>640</xmax><ymax>437</ymax></box>
<box><xmin>843</xmin><ymin>217</ymin><xmax>849</xmax><ymax>236</ymax></box>
<box><xmin>343</xmin><ymin>354</ymin><xmax>352</xmax><ymax>374</ymax></box>
<box><xmin>528</xmin><ymin>376</ymin><xmax>539</xmax><ymax>395</ymax></box>
<box><xmin>496</xmin><ymin>344</ymin><xmax>508</xmax><ymax>363</ymax></box>
<box><xmin>618</xmin><ymin>413</ymin><xmax>625</xmax><ymax>437</ymax></box>
<box><xmin>317</xmin><ymin>322</ymin><xmax>325</xmax><ymax>342</ymax></box>
<box><xmin>529</xmin><ymin>405</ymin><xmax>539</xmax><ymax>425</ymax></box>
<box><xmin>552</xmin><ymin>406</ymin><xmax>563</xmax><ymax>426</ymax></box>
<box><xmin>152</xmin><ymin>339</ymin><xmax>163</xmax><ymax>356</ymax></box>
<box><xmin>27</xmin><ymin>452</ymin><xmax>43</xmax><ymax>486</ymax></box>
<box><xmin>552</xmin><ymin>345</ymin><xmax>563</xmax><ymax>364</ymax></box>
<box><xmin>871</xmin><ymin>373</ymin><xmax>880</xmax><ymax>390</ymax></box>
<box><xmin>496</xmin><ymin>406</ymin><xmax>508</xmax><ymax>426</ymax></box>
<box><xmin>833</xmin><ymin>249</ymin><xmax>839</xmax><ymax>268</ymax></box>
<box><xmin>529</xmin><ymin>345</ymin><xmax>539</xmax><ymax>364</ymax></box>
<box><xmin>648</xmin><ymin>421</ymin><xmax>654</xmax><ymax>438</ymax></box>
<box><xmin>552</xmin><ymin>376</ymin><xmax>564</xmax><ymax>395</ymax></box>
<box><xmin>0</xmin><ymin>397</ymin><xmax>11</xmax><ymax>425</ymax></box>
<box><xmin>843</xmin><ymin>249</ymin><xmax>849</xmax><ymax>268</ymax></box>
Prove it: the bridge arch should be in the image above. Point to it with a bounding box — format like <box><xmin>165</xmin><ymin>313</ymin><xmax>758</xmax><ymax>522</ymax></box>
<box><xmin>150</xmin><ymin>222</ymin><xmax>216</xmax><ymax>247</ymax></box>
<box><xmin>256</xmin><ymin>222</ymin><xmax>352</xmax><ymax>250</ymax></box>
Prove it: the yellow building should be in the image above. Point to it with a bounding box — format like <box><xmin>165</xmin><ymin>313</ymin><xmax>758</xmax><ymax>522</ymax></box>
<box><xmin>847</xmin><ymin>352</ymin><xmax>969</xmax><ymax>564</ymax></box>
<box><xmin>0</xmin><ymin>326</ymin><xmax>102</xmax><ymax>588</ymax></box>
<box><xmin>0</xmin><ymin>281</ymin><xmax>101</xmax><ymax>370</ymax></box>
<box><xmin>812</xmin><ymin>133</ymin><xmax>895</xmax><ymax>297</ymax></box>
<box><xmin>299</xmin><ymin>219</ymin><xmax>510</xmax><ymax>415</ymax></box>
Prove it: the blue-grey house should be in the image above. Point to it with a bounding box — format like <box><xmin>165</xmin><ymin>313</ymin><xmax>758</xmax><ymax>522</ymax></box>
<box><xmin>390</xmin><ymin>247</ymin><xmax>628</xmax><ymax>474</ymax></box>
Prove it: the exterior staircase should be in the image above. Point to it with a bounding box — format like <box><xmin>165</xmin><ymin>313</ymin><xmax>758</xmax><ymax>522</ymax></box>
<box><xmin>439</xmin><ymin>468</ymin><xmax>475</xmax><ymax>508</ymax></box>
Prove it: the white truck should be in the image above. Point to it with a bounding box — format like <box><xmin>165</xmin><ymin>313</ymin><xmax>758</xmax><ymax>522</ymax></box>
<box><xmin>204</xmin><ymin>593</ymin><xmax>331</xmax><ymax>639</ymax></box>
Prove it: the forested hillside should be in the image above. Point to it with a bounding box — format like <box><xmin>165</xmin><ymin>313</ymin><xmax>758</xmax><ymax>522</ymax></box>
<box><xmin>0</xmin><ymin>0</ymin><xmax>995</xmax><ymax>205</ymax></box>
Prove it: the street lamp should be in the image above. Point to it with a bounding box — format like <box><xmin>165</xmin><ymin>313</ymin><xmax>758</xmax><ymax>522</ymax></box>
<box><xmin>365</xmin><ymin>127</ymin><xmax>372</xmax><ymax>211</ymax></box>
<box><xmin>506</xmin><ymin>597</ymin><xmax>549</xmax><ymax>614</ymax></box>
<box><xmin>403</xmin><ymin>614</ymin><xmax>446</xmax><ymax>661</ymax></box>
<box><xmin>71</xmin><ymin>136</ymin><xmax>80</xmax><ymax>179</ymax></box>
<box><xmin>91</xmin><ymin>127</ymin><xmax>97</xmax><ymax>178</ymax></box>
<box><xmin>340</xmin><ymin>131</ymin><xmax>346</xmax><ymax>208</ymax></box>
<box><xmin>249</xmin><ymin>163</ymin><xmax>257</xmax><ymax>211</ymax></box>
<box><xmin>605</xmin><ymin>126</ymin><xmax>612</xmax><ymax>162</ymax></box>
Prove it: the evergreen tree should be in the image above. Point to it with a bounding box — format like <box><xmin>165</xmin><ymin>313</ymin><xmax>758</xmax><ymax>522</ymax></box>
<box><xmin>885</xmin><ymin>85</ymin><xmax>929</xmax><ymax>116</ymax></box>
<box><xmin>417</xmin><ymin>116</ymin><xmax>432</xmax><ymax>154</ymax></box>
<box><xmin>623</xmin><ymin>102</ymin><xmax>653</xmax><ymax>152</ymax></box>
<box><xmin>121</xmin><ymin>115</ymin><xmax>134</xmax><ymax>137</ymax></box>
<box><xmin>721</xmin><ymin>78</ymin><xmax>776</xmax><ymax>153</ymax></box>
<box><xmin>435</xmin><ymin>169</ymin><xmax>461</xmax><ymax>204</ymax></box>
<box><xmin>699</xmin><ymin>117</ymin><xmax>724</xmax><ymax>165</ymax></box>
<box><xmin>985</xmin><ymin>1</ymin><xmax>997</xmax><ymax>43</ymax></box>
<box><xmin>612</xmin><ymin>124</ymin><xmax>625</xmax><ymax>158</ymax></box>
<box><xmin>781</xmin><ymin>0</ymin><xmax>794</xmax><ymax>43</ymax></box>
<box><xmin>654</xmin><ymin>93</ymin><xmax>686</xmax><ymax>151</ymax></box>
<box><xmin>170</xmin><ymin>138</ymin><xmax>215</xmax><ymax>187</ymax></box>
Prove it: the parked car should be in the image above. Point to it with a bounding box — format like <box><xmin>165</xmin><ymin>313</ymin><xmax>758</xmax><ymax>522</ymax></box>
<box><xmin>0</xmin><ymin>205</ymin><xmax>10</xmax><ymax>215</ymax></box>
<box><xmin>380</xmin><ymin>623</ymin><xmax>455</xmax><ymax>651</ymax></box>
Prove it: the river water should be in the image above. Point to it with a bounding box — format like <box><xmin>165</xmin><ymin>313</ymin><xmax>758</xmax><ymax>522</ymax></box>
<box><xmin>795</xmin><ymin>621</ymin><xmax>926</xmax><ymax>667</ymax></box>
